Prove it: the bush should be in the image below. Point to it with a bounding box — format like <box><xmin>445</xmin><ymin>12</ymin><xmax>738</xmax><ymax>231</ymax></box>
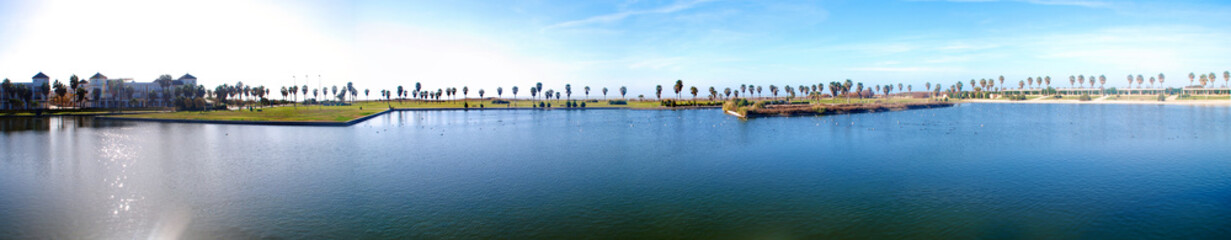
<box><xmin>1053</xmin><ymin>95</ymin><xmax>1062</xmax><ymax>99</ymax></box>
<box><xmin>491</xmin><ymin>99</ymin><xmax>510</xmax><ymax>104</ymax></box>
<box><xmin>1078</xmin><ymin>94</ymin><xmax>1092</xmax><ymax>101</ymax></box>
<box><xmin>464</xmin><ymin>102</ymin><xmax>469</xmax><ymax>109</ymax></box>
<box><xmin>608</xmin><ymin>100</ymin><xmax>627</xmax><ymax>105</ymax></box>
<box><xmin>580</xmin><ymin>102</ymin><xmax>586</xmax><ymax>108</ymax></box>
<box><xmin>1157</xmin><ymin>94</ymin><xmax>1166</xmax><ymax>102</ymax></box>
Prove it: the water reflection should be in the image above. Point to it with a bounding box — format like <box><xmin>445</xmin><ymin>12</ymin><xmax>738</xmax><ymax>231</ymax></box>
<box><xmin>0</xmin><ymin>116</ymin><xmax>131</xmax><ymax>132</ymax></box>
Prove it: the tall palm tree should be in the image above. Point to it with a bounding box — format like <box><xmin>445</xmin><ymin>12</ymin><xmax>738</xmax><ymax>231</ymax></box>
<box><xmin>1189</xmin><ymin>72</ymin><xmax>1196</xmax><ymax>87</ymax></box>
<box><xmin>656</xmin><ymin>85</ymin><xmax>663</xmax><ymax>100</ymax></box>
<box><xmin>584</xmin><ymin>86</ymin><xmax>590</xmax><ymax>99</ymax></box>
<box><xmin>564</xmin><ymin>84</ymin><xmax>571</xmax><ymax>100</ymax></box>
<box><xmin>1028</xmin><ymin>77</ymin><xmax>1034</xmax><ymax>89</ymax></box>
<box><xmin>1158</xmin><ymin>73</ymin><xmax>1165</xmax><ymax>90</ymax></box>
<box><xmin>998</xmin><ymin>76</ymin><xmax>1005</xmax><ymax>88</ymax></box>
<box><xmin>619</xmin><ymin>86</ymin><xmax>627</xmax><ymax>99</ymax></box>
<box><xmin>1098</xmin><ymin>75</ymin><xmax>1106</xmax><ymax>91</ymax></box>
<box><xmin>674</xmin><ymin>80</ymin><xmax>684</xmax><ymax>99</ymax></box>
<box><xmin>1044</xmin><ymin>76</ymin><xmax>1052</xmax><ymax>90</ymax></box>
<box><xmin>1136</xmin><ymin>75</ymin><xmax>1144</xmax><ymax>89</ymax></box>
<box><xmin>1224</xmin><ymin>71</ymin><xmax>1230</xmax><ymax>88</ymax></box>
<box><xmin>843</xmin><ymin>79</ymin><xmax>853</xmax><ymax>103</ymax></box>
<box><xmin>602</xmin><ymin>87</ymin><xmax>608</xmax><ymax>100</ymax></box>
<box><xmin>1078</xmin><ymin>75</ymin><xmax>1086</xmax><ymax>89</ymax></box>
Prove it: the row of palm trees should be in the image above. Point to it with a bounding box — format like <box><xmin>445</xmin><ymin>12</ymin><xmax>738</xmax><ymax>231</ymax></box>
<box><xmin>961</xmin><ymin>71</ymin><xmax>1231</xmax><ymax>92</ymax></box>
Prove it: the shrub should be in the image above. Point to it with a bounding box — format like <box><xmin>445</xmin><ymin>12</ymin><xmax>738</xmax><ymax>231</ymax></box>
<box><xmin>608</xmin><ymin>100</ymin><xmax>627</xmax><ymax>105</ymax></box>
<box><xmin>491</xmin><ymin>99</ymin><xmax>510</xmax><ymax>104</ymax></box>
<box><xmin>1157</xmin><ymin>94</ymin><xmax>1166</xmax><ymax>102</ymax></box>
<box><xmin>580</xmin><ymin>102</ymin><xmax>586</xmax><ymax>108</ymax></box>
<box><xmin>1078</xmin><ymin>94</ymin><xmax>1092</xmax><ymax>101</ymax></box>
<box><xmin>1053</xmin><ymin>95</ymin><xmax>1062</xmax><ymax>99</ymax></box>
<box><xmin>463</xmin><ymin>102</ymin><xmax>469</xmax><ymax>108</ymax></box>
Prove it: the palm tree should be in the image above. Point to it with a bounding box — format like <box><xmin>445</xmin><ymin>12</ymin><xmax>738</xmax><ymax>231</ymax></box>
<box><xmin>1158</xmin><ymin>73</ymin><xmax>1166</xmax><ymax>90</ymax></box>
<box><xmin>1127</xmin><ymin>75</ymin><xmax>1134</xmax><ymax>91</ymax></box>
<box><xmin>1045</xmin><ymin>76</ymin><xmax>1052</xmax><ymax>90</ymax></box>
<box><xmin>479</xmin><ymin>89</ymin><xmax>485</xmax><ymax>99</ymax></box>
<box><xmin>998</xmin><ymin>76</ymin><xmax>1005</xmax><ymax>88</ymax></box>
<box><xmin>1189</xmin><ymin>72</ymin><xmax>1196</xmax><ymax>87</ymax></box>
<box><xmin>1028</xmin><ymin>77</ymin><xmax>1034</xmax><ymax>89</ymax></box>
<box><xmin>842</xmin><ymin>79</ymin><xmax>853</xmax><ymax>103</ymax></box>
<box><xmin>564</xmin><ymin>84</ymin><xmax>572</xmax><ymax>100</ymax></box>
<box><xmin>740</xmin><ymin>84</ymin><xmax>747</xmax><ymax>95</ymax></box>
<box><xmin>769</xmin><ymin>85</ymin><xmax>779</xmax><ymax>98</ymax></box>
<box><xmin>1149</xmin><ymin>77</ymin><xmax>1156</xmax><ymax>89</ymax></box>
<box><xmin>619</xmin><ymin>86</ymin><xmax>628</xmax><ymax>99</ymax></box>
<box><xmin>602</xmin><ymin>87</ymin><xmax>608</xmax><ymax>99</ymax></box>
<box><xmin>1136</xmin><ymin>75</ymin><xmax>1144</xmax><ymax>90</ymax></box>
<box><xmin>724</xmin><ymin>87</ymin><xmax>732</xmax><ymax>99</ymax></box>
<box><xmin>1098</xmin><ymin>75</ymin><xmax>1106</xmax><ymax>91</ymax></box>
<box><xmin>656</xmin><ymin>85</ymin><xmax>663</xmax><ymax>100</ymax></box>
<box><xmin>1224</xmin><ymin>71</ymin><xmax>1230</xmax><ymax>88</ymax></box>
<box><xmin>674</xmin><ymin>80</ymin><xmax>684</xmax><ymax>99</ymax></box>
<box><xmin>584</xmin><ymin>86</ymin><xmax>590</xmax><ymax>99</ymax></box>
<box><xmin>511</xmin><ymin>86</ymin><xmax>518</xmax><ymax>100</ymax></box>
<box><xmin>497</xmin><ymin>87</ymin><xmax>504</xmax><ymax>98</ymax></box>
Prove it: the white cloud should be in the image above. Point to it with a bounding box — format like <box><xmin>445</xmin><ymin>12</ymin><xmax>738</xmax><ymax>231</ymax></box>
<box><xmin>544</xmin><ymin>0</ymin><xmax>716</xmax><ymax>30</ymax></box>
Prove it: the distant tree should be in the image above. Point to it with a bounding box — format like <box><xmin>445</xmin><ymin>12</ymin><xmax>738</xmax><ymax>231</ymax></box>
<box><xmin>1159</xmin><ymin>73</ymin><xmax>1166</xmax><ymax>89</ymax></box>
<box><xmin>656</xmin><ymin>85</ymin><xmax>663</xmax><ymax>100</ymax></box>
<box><xmin>602</xmin><ymin>87</ymin><xmax>608</xmax><ymax>99</ymax></box>
<box><xmin>740</xmin><ymin>84</ymin><xmax>747</xmax><ymax>95</ymax></box>
<box><xmin>756</xmin><ymin>85</ymin><xmax>763</xmax><ymax>98</ymax></box>
<box><xmin>1137</xmin><ymin>75</ymin><xmax>1144</xmax><ymax>89</ymax></box>
<box><xmin>584</xmin><ymin>86</ymin><xmax>590</xmax><ymax>99</ymax></box>
<box><xmin>479</xmin><ymin>89</ymin><xmax>485</xmax><ymax>98</ymax></box>
<box><xmin>497</xmin><ymin>87</ymin><xmax>504</xmax><ymax>98</ymax></box>
<box><xmin>689</xmin><ymin>86</ymin><xmax>698</xmax><ymax>99</ymax></box>
<box><xmin>1099</xmin><ymin>75</ymin><xmax>1106</xmax><ymax>90</ymax></box>
<box><xmin>724</xmin><ymin>87</ymin><xmax>732</xmax><ymax>98</ymax></box>
<box><xmin>674</xmin><ymin>80</ymin><xmax>684</xmax><ymax>99</ymax></box>
<box><xmin>511</xmin><ymin>86</ymin><xmax>518</xmax><ymax>99</ymax></box>
<box><xmin>619</xmin><ymin>86</ymin><xmax>627</xmax><ymax>99</ymax></box>
<box><xmin>565</xmin><ymin>84</ymin><xmax>571</xmax><ymax>100</ymax></box>
<box><xmin>1189</xmin><ymin>72</ymin><xmax>1196</xmax><ymax>86</ymax></box>
<box><xmin>842</xmin><ymin>79</ymin><xmax>853</xmax><ymax>102</ymax></box>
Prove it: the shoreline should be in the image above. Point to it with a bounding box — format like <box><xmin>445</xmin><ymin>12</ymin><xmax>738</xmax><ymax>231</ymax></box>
<box><xmin>95</xmin><ymin>106</ymin><xmax>723</xmax><ymax>127</ymax></box>
<box><xmin>964</xmin><ymin>99</ymin><xmax>1231</xmax><ymax>105</ymax></box>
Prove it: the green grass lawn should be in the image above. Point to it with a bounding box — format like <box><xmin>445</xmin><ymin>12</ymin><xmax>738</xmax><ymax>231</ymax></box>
<box><xmin>120</xmin><ymin>105</ymin><xmax>382</xmax><ymax>122</ymax></box>
<box><xmin>118</xmin><ymin>99</ymin><xmax>663</xmax><ymax>123</ymax></box>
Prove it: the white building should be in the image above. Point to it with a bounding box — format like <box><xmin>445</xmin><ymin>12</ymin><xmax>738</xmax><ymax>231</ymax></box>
<box><xmin>0</xmin><ymin>72</ymin><xmax>51</xmax><ymax>109</ymax></box>
<box><xmin>84</xmin><ymin>72</ymin><xmax>199</xmax><ymax>108</ymax></box>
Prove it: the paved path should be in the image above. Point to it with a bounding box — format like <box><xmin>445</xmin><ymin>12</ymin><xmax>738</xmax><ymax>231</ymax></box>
<box><xmin>1093</xmin><ymin>95</ymin><xmax>1112</xmax><ymax>101</ymax></box>
<box><xmin>1167</xmin><ymin>95</ymin><xmax>1179</xmax><ymax>101</ymax></box>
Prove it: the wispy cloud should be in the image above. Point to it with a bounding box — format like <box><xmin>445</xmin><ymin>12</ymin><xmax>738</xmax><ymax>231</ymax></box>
<box><xmin>544</xmin><ymin>0</ymin><xmax>716</xmax><ymax>30</ymax></box>
<box><xmin>907</xmin><ymin>0</ymin><xmax>1110</xmax><ymax>8</ymax></box>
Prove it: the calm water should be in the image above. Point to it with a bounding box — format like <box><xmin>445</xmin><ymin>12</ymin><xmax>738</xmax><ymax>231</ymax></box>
<box><xmin>2</xmin><ymin>103</ymin><xmax>1230</xmax><ymax>239</ymax></box>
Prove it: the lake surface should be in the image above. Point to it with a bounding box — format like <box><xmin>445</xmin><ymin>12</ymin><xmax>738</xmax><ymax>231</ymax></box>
<box><xmin>2</xmin><ymin>103</ymin><xmax>1230</xmax><ymax>239</ymax></box>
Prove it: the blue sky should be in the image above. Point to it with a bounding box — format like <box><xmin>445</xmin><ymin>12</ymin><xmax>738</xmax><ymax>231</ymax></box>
<box><xmin>2</xmin><ymin>0</ymin><xmax>1229</xmax><ymax>96</ymax></box>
